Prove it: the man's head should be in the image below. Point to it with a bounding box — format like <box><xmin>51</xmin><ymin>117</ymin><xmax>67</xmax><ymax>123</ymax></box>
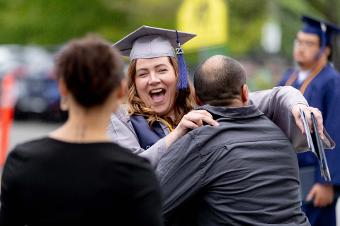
<box><xmin>194</xmin><ymin>55</ymin><xmax>248</xmax><ymax>107</ymax></box>
<box><xmin>293</xmin><ymin>16</ymin><xmax>340</xmax><ymax>70</ymax></box>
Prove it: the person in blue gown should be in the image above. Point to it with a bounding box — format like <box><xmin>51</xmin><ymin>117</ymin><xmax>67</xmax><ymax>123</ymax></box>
<box><xmin>279</xmin><ymin>15</ymin><xmax>340</xmax><ymax>226</ymax></box>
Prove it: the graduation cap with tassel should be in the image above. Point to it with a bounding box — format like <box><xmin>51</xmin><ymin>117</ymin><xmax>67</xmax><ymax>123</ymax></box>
<box><xmin>300</xmin><ymin>15</ymin><xmax>340</xmax><ymax>59</ymax></box>
<box><xmin>113</xmin><ymin>25</ymin><xmax>196</xmax><ymax>90</ymax></box>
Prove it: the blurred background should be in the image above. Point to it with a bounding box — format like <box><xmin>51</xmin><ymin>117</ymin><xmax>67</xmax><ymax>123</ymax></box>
<box><xmin>0</xmin><ymin>0</ymin><xmax>340</xmax><ymax>219</ymax></box>
<box><xmin>1</xmin><ymin>0</ymin><xmax>340</xmax><ymax>119</ymax></box>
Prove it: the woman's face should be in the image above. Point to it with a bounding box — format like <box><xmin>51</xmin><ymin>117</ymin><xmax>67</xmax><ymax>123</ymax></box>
<box><xmin>135</xmin><ymin>57</ymin><xmax>177</xmax><ymax>117</ymax></box>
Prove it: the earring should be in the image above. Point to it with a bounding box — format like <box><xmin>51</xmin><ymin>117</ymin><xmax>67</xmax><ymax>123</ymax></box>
<box><xmin>60</xmin><ymin>96</ymin><xmax>69</xmax><ymax>111</ymax></box>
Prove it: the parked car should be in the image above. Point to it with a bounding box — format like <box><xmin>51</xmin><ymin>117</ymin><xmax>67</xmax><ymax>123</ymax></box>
<box><xmin>14</xmin><ymin>69</ymin><xmax>66</xmax><ymax>121</ymax></box>
<box><xmin>0</xmin><ymin>45</ymin><xmax>22</xmax><ymax>79</ymax></box>
<box><xmin>0</xmin><ymin>45</ymin><xmax>67</xmax><ymax>122</ymax></box>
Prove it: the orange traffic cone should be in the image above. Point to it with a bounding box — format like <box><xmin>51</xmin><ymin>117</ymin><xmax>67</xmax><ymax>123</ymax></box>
<box><xmin>0</xmin><ymin>73</ymin><xmax>15</xmax><ymax>166</ymax></box>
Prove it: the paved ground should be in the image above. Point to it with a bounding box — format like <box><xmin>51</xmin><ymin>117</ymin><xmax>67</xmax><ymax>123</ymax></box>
<box><xmin>0</xmin><ymin>120</ymin><xmax>60</xmax><ymax>181</ymax></box>
<box><xmin>8</xmin><ymin>120</ymin><xmax>61</xmax><ymax>151</ymax></box>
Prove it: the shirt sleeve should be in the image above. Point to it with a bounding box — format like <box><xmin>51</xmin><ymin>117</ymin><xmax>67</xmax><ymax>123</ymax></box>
<box><xmin>107</xmin><ymin>107</ymin><xmax>167</xmax><ymax>168</ymax></box>
<box><xmin>156</xmin><ymin>131</ymin><xmax>203</xmax><ymax>221</ymax></box>
<box><xmin>250</xmin><ymin>86</ymin><xmax>307</xmax><ymax>120</ymax></box>
<box><xmin>250</xmin><ymin>86</ymin><xmax>311</xmax><ymax>152</ymax></box>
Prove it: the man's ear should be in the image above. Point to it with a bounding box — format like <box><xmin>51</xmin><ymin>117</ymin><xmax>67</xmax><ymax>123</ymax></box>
<box><xmin>195</xmin><ymin>95</ymin><xmax>203</xmax><ymax>106</ymax></box>
<box><xmin>241</xmin><ymin>84</ymin><xmax>249</xmax><ymax>104</ymax></box>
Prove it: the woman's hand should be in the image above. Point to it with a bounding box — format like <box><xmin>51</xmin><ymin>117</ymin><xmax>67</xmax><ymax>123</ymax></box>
<box><xmin>165</xmin><ymin>110</ymin><xmax>219</xmax><ymax>147</ymax></box>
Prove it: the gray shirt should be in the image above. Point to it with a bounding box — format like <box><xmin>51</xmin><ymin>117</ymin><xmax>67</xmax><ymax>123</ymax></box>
<box><xmin>157</xmin><ymin>104</ymin><xmax>310</xmax><ymax>226</ymax></box>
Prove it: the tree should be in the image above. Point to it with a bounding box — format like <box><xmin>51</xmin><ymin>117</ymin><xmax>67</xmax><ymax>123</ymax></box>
<box><xmin>0</xmin><ymin>0</ymin><xmax>338</xmax><ymax>61</ymax></box>
<box><xmin>0</xmin><ymin>0</ymin><xmax>179</xmax><ymax>45</ymax></box>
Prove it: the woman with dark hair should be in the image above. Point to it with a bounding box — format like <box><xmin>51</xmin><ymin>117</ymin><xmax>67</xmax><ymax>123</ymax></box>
<box><xmin>108</xmin><ymin>25</ymin><xmax>328</xmax><ymax>168</ymax></box>
<box><xmin>0</xmin><ymin>35</ymin><xmax>163</xmax><ymax>226</ymax></box>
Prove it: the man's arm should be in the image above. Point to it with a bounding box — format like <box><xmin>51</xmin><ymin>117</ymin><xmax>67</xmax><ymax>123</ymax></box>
<box><xmin>156</xmin><ymin>131</ymin><xmax>203</xmax><ymax>221</ymax></box>
<box><xmin>250</xmin><ymin>86</ymin><xmax>334</xmax><ymax>151</ymax></box>
<box><xmin>250</xmin><ymin>86</ymin><xmax>307</xmax><ymax>121</ymax></box>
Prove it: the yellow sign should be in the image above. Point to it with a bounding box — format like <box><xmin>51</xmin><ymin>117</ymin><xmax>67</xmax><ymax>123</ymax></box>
<box><xmin>177</xmin><ymin>0</ymin><xmax>228</xmax><ymax>51</ymax></box>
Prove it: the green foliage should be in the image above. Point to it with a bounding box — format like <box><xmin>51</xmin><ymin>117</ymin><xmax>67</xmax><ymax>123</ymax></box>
<box><xmin>228</xmin><ymin>0</ymin><xmax>266</xmax><ymax>55</ymax></box>
<box><xmin>0</xmin><ymin>0</ymin><xmax>182</xmax><ymax>45</ymax></box>
<box><xmin>0</xmin><ymin>0</ymin><xmax>127</xmax><ymax>44</ymax></box>
<box><xmin>0</xmin><ymin>0</ymin><xmax>338</xmax><ymax>58</ymax></box>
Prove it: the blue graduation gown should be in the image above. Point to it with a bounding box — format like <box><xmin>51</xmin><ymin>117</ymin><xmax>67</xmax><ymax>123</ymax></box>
<box><xmin>279</xmin><ymin>63</ymin><xmax>340</xmax><ymax>226</ymax></box>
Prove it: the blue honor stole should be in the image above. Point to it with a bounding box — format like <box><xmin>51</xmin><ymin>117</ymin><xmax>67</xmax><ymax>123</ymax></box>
<box><xmin>130</xmin><ymin>115</ymin><xmax>166</xmax><ymax>149</ymax></box>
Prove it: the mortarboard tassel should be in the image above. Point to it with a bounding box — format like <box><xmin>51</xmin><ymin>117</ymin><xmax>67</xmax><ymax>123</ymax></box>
<box><xmin>316</xmin><ymin>22</ymin><xmax>327</xmax><ymax>59</ymax></box>
<box><xmin>176</xmin><ymin>30</ymin><xmax>189</xmax><ymax>90</ymax></box>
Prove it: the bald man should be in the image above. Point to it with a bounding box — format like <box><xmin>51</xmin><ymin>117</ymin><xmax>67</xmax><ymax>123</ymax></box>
<box><xmin>156</xmin><ymin>55</ymin><xmax>310</xmax><ymax>226</ymax></box>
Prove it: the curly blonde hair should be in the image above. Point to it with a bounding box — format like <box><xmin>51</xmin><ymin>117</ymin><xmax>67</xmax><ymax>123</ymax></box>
<box><xmin>127</xmin><ymin>56</ymin><xmax>195</xmax><ymax>128</ymax></box>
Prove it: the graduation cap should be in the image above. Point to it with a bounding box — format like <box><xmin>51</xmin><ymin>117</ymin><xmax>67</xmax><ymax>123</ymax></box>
<box><xmin>301</xmin><ymin>15</ymin><xmax>340</xmax><ymax>56</ymax></box>
<box><xmin>113</xmin><ymin>25</ymin><xmax>196</xmax><ymax>90</ymax></box>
